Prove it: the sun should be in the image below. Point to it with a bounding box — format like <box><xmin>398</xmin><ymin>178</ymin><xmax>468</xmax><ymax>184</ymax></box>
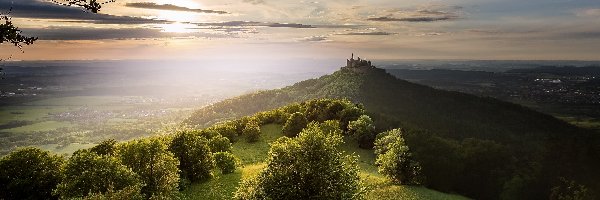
<box><xmin>159</xmin><ymin>23</ymin><xmax>197</xmax><ymax>33</ymax></box>
<box><xmin>152</xmin><ymin>0</ymin><xmax>204</xmax><ymax>33</ymax></box>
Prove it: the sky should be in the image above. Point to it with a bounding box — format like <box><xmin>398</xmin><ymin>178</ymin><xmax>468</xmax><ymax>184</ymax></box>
<box><xmin>0</xmin><ymin>0</ymin><xmax>599</xmax><ymax>61</ymax></box>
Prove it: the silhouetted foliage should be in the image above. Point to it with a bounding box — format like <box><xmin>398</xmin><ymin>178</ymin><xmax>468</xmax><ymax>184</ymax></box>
<box><xmin>0</xmin><ymin>9</ymin><xmax>37</xmax><ymax>51</ymax></box>
<box><xmin>550</xmin><ymin>177</ymin><xmax>595</xmax><ymax>200</ymax></box>
<box><xmin>51</xmin><ymin>0</ymin><xmax>116</xmax><ymax>13</ymax></box>
<box><xmin>55</xmin><ymin>149</ymin><xmax>142</xmax><ymax>199</ymax></box>
<box><xmin>234</xmin><ymin>122</ymin><xmax>364</xmax><ymax>200</ymax></box>
<box><xmin>0</xmin><ymin>148</ymin><xmax>64</xmax><ymax>200</ymax></box>
<box><xmin>374</xmin><ymin>129</ymin><xmax>423</xmax><ymax>185</ymax></box>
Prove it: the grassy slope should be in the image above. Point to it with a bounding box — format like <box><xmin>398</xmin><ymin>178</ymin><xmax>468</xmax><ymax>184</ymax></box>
<box><xmin>182</xmin><ymin>124</ymin><xmax>469</xmax><ymax>200</ymax></box>
<box><xmin>183</xmin><ymin>67</ymin><xmax>600</xmax><ymax>198</ymax></box>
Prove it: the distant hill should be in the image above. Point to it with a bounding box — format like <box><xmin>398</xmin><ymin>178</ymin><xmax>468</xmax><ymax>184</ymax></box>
<box><xmin>185</xmin><ymin>63</ymin><xmax>600</xmax><ymax>199</ymax></box>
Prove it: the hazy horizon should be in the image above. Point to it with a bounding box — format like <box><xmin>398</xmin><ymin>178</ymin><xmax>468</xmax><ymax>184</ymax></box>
<box><xmin>2</xmin><ymin>0</ymin><xmax>600</xmax><ymax>60</ymax></box>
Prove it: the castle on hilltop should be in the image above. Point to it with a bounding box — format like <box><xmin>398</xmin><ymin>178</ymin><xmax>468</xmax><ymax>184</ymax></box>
<box><xmin>346</xmin><ymin>53</ymin><xmax>373</xmax><ymax>68</ymax></box>
<box><xmin>344</xmin><ymin>53</ymin><xmax>377</xmax><ymax>72</ymax></box>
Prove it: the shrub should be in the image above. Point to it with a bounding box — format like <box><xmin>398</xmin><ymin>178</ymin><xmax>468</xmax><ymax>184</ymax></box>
<box><xmin>55</xmin><ymin>149</ymin><xmax>141</xmax><ymax>199</ymax></box>
<box><xmin>214</xmin><ymin>152</ymin><xmax>237</xmax><ymax>174</ymax></box>
<box><xmin>234</xmin><ymin>122</ymin><xmax>364</xmax><ymax>200</ymax></box>
<box><xmin>168</xmin><ymin>131</ymin><xmax>215</xmax><ymax>182</ymax></box>
<box><xmin>0</xmin><ymin>148</ymin><xmax>65</xmax><ymax>200</ymax></box>
<box><xmin>339</xmin><ymin>106</ymin><xmax>364</xmax><ymax>132</ymax></box>
<box><xmin>282</xmin><ymin>112</ymin><xmax>308</xmax><ymax>137</ymax></box>
<box><xmin>118</xmin><ymin>138</ymin><xmax>180</xmax><ymax>199</ymax></box>
<box><xmin>347</xmin><ymin>115</ymin><xmax>376</xmax><ymax>148</ymax></box>
<box><xmin>83</xmin><ymin>185</ymin><xmax>144</xmax><ymax>200</ymax></box>
<box><xmin>211</xmin><ymin>123</ymin><xmax>238</xmax><ymax>142</ymax></box>
<box><xmin>243</xmin><ymin>121</ymin><xmax>261</xmax><ymax>143</ymax></box>
<box><xmin>374</xmin><ymin>129</ymin><xmax>423</xmax><ymax>185</ymax></box>
<box><xmin>209</xmin><ymin>135</ymin><xmax>232</xmax><ymax>153</ymax></box>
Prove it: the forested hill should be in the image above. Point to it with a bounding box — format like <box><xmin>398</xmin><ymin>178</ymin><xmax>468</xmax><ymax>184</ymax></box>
<box><xmin>185</xmin><ymin>65</ymin><xmax>600</xmax><ymax>199</ymax></box>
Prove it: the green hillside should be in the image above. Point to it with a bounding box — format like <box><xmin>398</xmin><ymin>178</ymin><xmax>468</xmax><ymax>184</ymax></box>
<box><xmin>182</xmin><ymin>124</ymin><xmax>469</xmax><ymax>200</ymax></box>
<box><xmin>185</xmin><ymin>66</ymin><xmax>600</xmax><ymax>199</ymax></box>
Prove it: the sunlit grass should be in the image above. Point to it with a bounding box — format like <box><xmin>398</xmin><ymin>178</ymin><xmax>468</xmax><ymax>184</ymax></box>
<box><xmin>184</xmin><ymin>123</ymin><xmax>471</xmax><ymax>200</ymax></box>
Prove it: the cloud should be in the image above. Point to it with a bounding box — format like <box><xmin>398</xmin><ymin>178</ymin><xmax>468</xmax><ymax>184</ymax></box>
<box><xmin>191</xmin><ymin>21</ymin><xmax>314</xmax><ymax>28</ymax></box>
<box><xmin>243</xmin><ymin>0</ymin><xmax>266</xmax><ymax>5</ymax></box>
<box><xmin>298</xmin><ymin>36</ymin><xmax>329</xmax><ymax>42</ymax></box>
<box><xmin>0</xmin><ymin>0</ymin><xmax>169</xmax><ymax>24</ymax></box>
<box><xmin>337</xmin><ymin>32</ymin><xmax>395</xmax><ymax>36</ymax></box>
<box><xmin>575</xmin><ymin>8</ymin><xmax>600</xmax><ymax>17</ymax></box>
<box><xmin>125</xmin><ymin>2</ymin><xmax>229</xmax><ymax>14</ymax></box>
<box><xmin>367</xmin><ymin>16</ymin><xmax>454</xmax><ymax>22</ymax></box>
<box><xmin>20</xmin><ymin>27</ymin><xmax>230</xmax><ymax>40</ymax></box>
<box><xmin>367</xmin><ymin>6</ymin><xmax>461</xmax><ymax>22</ymax></box>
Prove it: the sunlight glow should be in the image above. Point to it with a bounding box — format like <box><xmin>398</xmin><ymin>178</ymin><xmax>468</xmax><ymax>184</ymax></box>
<box><xmin>155</xmin><ymin>0</ymin><xmax>202</xmax><ymax>9</ymax></box>
<box><xmin>159</xmin><ymin>23</ymin><xmax>197</xmax><ymax>33</ymax></box>
<box><xmin>154</xmin><ymin>0</ymin><xmax>204</xmax><ymax>23</ymax></box>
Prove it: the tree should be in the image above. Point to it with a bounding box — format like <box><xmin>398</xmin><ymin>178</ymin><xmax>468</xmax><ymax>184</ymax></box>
<box><xmin>90</xmin><ymin>139</ymin><xmax>118</xmax><ymax>156</ymax></box>
<box><xmin>338</xmin><ymin>106</ymin><xmax>364</xmax><ymax>132</ymax></box>
<box><xmin>1</xmin><ymin>0</ymin><xmax>114</xmax><ymax>49</ymax></box>
<box><xmin>347</xmin><ymin>115</ymin><xmax>376</xmax><ymax>148</ymax></box>
<box><xmin>82</xmin><ymin>185</ymin><xmax>144</xmax><ymax>200</ymax></box>
<box><xmin>0</xmin><ymin>147</ymin><xmax>65</xmax><ymax>200</ymax></box>
<box><xmin>374</xmin><ymin>129</ymin><xmax>423</xmax><ymax>185</ymax></box>
<box><xmin>234</xmin><ymin>122</ymin><xmax>364</xmax><ymax>200</ymax></box>
<box><xmin>168</xmin><ymin>130</ymin><xmax>215</xmax><ymax>182</ymax></box>
<box><xmin>282</xmin><ymin>112</ymin><xmax>308</xmax><ymax>137</ymax></box>
<box><xmin>0</xmin><ymin>10</ymin><xmax>37</xmax><ymax>50</ymax></box>
<box><xmin>214</xmin><ymin>152</ymin><xmax>237</xmax><ymax>174</ymax></box>
<box><xmin>210</xmin><ymin>122</ymin><xmax>239</xmax><ymax>142</ymax></box>
<box><xmin>52</xmin><ymin>0</ymin><xmax>116</xmax><ymax>13</ymax></box>
<box><xmin>118</xmin><ymin>138</ymin><xmax>180</xmax><ymax>199</ymax></box>
<box><xmin>550</xmin><ymin>177</ymin><xmax>594</xmax><ymax>200</ymax></box>
<box><xmin>209</xmin><ymin>135</ymin><xmax>232</xmax><ymax>153</ymax></box>
<box><xmin>55</xmin><ymin>149</ymin><xmax>142</xmax><ymax>199</ymax></box>
<box><xmin>242</xmin><ymin>120</ymin><xmax>261</xmax><ymax>142</ymax></box>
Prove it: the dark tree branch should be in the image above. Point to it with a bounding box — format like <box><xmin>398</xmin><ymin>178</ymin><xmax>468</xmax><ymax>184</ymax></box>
<box><xmin>0</xmin><ymin>8</ymin><xmax>38</xmax><ymax>51</ymax></box>
<box><xmin>51</xmin><ymin>0</ymin><xmax>116</xmax><ymax>13</ymax></box>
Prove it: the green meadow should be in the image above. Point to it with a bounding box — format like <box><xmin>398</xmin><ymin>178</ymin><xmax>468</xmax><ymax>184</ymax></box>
<box><xmin>182</xmin><ymin>124</ymin><xmax>469</xmax><ymax>200</ymax></box>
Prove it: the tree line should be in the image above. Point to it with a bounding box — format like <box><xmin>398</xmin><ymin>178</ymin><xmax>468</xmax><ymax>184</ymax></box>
<box><xmin>1</xmin><ymin>98</ymin><xmax>426</xmax><ymax>199</ymax></box>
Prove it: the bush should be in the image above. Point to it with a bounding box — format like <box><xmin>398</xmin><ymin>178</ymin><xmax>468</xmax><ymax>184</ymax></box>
<box><xmin>211</xmin><ymin>123</ymin><xmax>238</xmax><ymax>142</ymax></box>
<box><xmin>282</xmin><ymin>112</ymin><xmax>308</xmax><ymax>137</ymax></box>
<box><xmin>234</xmin><ymin>122</ymin><xmax>364</xmax><ymax>200</ymax></box>
<box><xmin>168</xmin><ymin>131</ymin><xmax>215</xmax><ymax>182</ymax></box>
<box><xmin>83</xmin><ymin>185</ymin><xmax>144</xmax><ymax>200</ymax></box>
<box><xmin>338</xmin><ymin>105</ymin><xmax>364</xmax><ymax>131</ymax></box>
<box><xmin>214</xmin><ymin>152</ymin><xmax>237</xmax><ymax>174</ymax></box>
<box><xmin>0</xmin><ymin>148</ymin><xmax>65</xmax><ymax>200</ymax></box>
<box><xmin>374</xmin><ymin>129</ymin><xmax>423</xmax><ymax>185</ymax></box>
<box><xmin>118</xmin><ymin>138</ymin><xmax>180</xmax><ymax>199</ymax></box>
<box><xmin>55</xmin><ymin>150</ymin><xmax>141</xmax><ymax>199</ymax></box>
<box><xmin>347</xmin><ymin>115</ymin><xmax>376</xmax><ymax>148</ymax></box>
<box><xmin>243</xmin><ymin>121</ymin><xmax>261</xmax><ymax>143</ymax></box>
<box><xmin>209</xmin><ymin>136</ymin><xmax>232</xmax><ymax>153</ymax></box>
